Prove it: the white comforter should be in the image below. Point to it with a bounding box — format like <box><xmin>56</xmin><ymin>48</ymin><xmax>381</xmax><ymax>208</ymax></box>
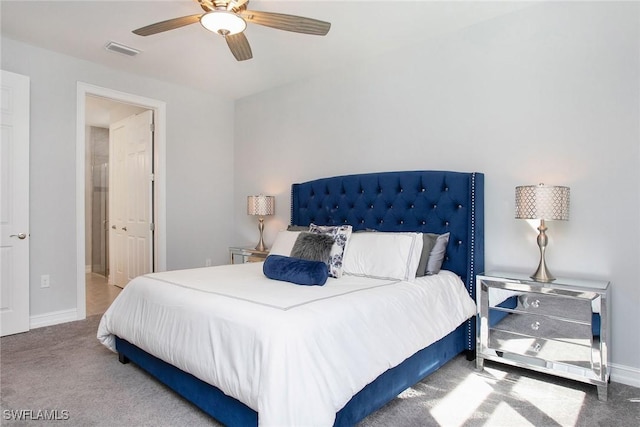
<box><xmin>97</xmin><ymin>263</ymin><xmax>476</xmax><ymax>426</ymax></box>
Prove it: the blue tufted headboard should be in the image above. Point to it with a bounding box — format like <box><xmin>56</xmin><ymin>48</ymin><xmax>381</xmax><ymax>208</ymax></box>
<box><xmin>291</xmin><ymin>170</ymin><xmax>484</xmax><ymax>350</ymax></box>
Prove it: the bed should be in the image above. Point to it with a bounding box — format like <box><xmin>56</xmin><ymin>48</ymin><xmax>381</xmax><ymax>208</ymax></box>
<box><xmin>97</xmin><ymin>170</ymin><xmax>485</xmax><ymax>426</ymax></box>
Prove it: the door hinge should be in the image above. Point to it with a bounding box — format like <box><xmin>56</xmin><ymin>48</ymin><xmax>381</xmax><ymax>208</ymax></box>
<box><xmin>150</xmin><ymin>173</ymin><xmax>155</xmax><ymax>182</ymax></box>
<box><xmin>150</xmin><ymin>223</ymin><xmax>155</xmax><ymax>231</ymax></box>
<box><xmin>150</xmin><ymin>123</ymin><xmax>155</xmax><ymax>132</ymax></box>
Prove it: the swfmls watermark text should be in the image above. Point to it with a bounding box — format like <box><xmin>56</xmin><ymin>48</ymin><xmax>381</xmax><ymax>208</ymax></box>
<box><xmin>3</xmin><ymin>409</ymin><xmax>70</xmax><ymax>421</ymax></box>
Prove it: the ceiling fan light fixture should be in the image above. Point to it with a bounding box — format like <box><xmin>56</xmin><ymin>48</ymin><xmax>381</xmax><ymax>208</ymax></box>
<box><xmin>200</xmin><ymin>11</ymin><xmax>246</xmax><ymax>35</ymax></box>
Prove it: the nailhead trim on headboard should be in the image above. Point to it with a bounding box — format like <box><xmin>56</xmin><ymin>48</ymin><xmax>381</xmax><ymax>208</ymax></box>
<box><xmin>468</xmin><ymin>172</ymin><xmax>477</xmax><ymax>352</ymax></box>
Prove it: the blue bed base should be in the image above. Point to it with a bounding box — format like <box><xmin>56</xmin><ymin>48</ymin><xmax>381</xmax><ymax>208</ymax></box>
<box><xmin>115</xmin><ymin>170</ymin><xmax>484</xmax><ymax>426</ymax></box>
<box><xmin>116</xmin><ymin>324</ymin><xmax>466</xmax><ymax>427</ymax></box>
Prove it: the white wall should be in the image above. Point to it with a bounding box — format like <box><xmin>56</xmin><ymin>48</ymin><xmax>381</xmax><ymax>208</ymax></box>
<box><xmin>1</xmin><ymin>37</ymin><xmax>236</xmax><ymax>317</ymax></box>
<box><xmin>234</xmin><ymin>2</ymin><xmax>640</xmax><ymax>378</ymax></box>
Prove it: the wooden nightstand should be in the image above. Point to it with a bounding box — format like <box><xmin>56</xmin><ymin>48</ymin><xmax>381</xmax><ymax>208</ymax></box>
<box><xmin>476</xmin><ymin>272</ymin><xmax>610</xmax><ymax>401</ymax></box>
<box><xmin>229</xmin><ymin>246</ymin><xmax>269</xmax><ymax>264</ymax></box>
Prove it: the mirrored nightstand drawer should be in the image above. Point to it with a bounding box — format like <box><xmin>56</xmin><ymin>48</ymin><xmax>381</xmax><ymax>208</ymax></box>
<box><xmin>516</xmin><ymin>293</ymin><xmax>592</xmax><ymax>321</ymax></box>
<box><xmin>491</xmin><ymin>310</ymin><xmax>592</xmax><ymax>341</ymax></box>
<box><xmin>489</xmin><ymin>329</ymin><xmax>592</xmax><ymax>369</ymax></box>
<box><xmin>487</xmin><ymin>288</ymin><xmax>597</xmax><ymax>323</ymax></box>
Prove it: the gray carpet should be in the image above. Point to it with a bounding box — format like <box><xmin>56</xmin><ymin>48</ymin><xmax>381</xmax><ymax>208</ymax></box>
<box><xmin>1</xmin><ymin>315</ymin><xmax>639</xmax><ymax>426</ymax></box>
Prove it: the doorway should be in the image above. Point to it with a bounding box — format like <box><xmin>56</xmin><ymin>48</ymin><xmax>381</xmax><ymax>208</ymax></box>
<box><xmin>76</xmin><ymin>83</ymin><xmax>167</xmax><ymax>320</ymax></box>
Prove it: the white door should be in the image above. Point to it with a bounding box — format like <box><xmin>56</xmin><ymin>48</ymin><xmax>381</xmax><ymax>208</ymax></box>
<box><xmin>109</xmin><ymin>120</ymin><xmax>127</xmax><ymax>287</ymax></box>
<box><xmin>0</xmin><ymin>70</ymin><xmax>30</xmax><ymax>336</ymax></box>
<box><xmin>109</xmin><ymin>111</ymin><xmax>153</xmax><ymax>287</ymax></box>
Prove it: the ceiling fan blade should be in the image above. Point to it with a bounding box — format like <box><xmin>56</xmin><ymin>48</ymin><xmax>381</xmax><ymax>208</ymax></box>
<box><xmin>225</xmin><ymin>32</ymin><xmax>253</xmax><ymax>61</ymax></box>
<box><xmin>133</xmin><ymin>14</ymin><xmax>202</xmax><ymax>36</ymax></box>
<box><xmin>240</xmin><ymin>10</ymin><xmax>330</xmax><ymax>36</ymax></box>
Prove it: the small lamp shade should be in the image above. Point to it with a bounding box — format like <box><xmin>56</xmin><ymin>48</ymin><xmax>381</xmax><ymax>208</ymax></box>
<box><xmin>247</xmin><ymin>195</ymin><xmax>275</xmax><ymax>217</ymax></box>
<box><xmin>515</xmin><ymin>184</ymin><xmax>570</xmax><ymax>221</ymax></box>
<box><xmin>515</xmin><ymin>184</ymin><xmax>570</xmax><ymax>283</ymax></box>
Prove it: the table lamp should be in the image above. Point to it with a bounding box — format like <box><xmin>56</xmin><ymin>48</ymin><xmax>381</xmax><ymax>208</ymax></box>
<box><xmin>515</xmin><ymin>184</ymin><xmax>570</xmax><ymax>282</ymax></box>
<box><xmin>247</xmin><ymin>195</ymin><xmax>275</xmax><ymax>251</ymax></box>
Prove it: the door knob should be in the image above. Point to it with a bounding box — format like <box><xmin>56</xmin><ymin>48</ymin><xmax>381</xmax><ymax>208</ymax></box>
<box><xmin>122</xmin><ymin>226</ymin><xmax>127</xmax><ymax>231</ymax></box>
<box><xmin>10</xmin><ymin>233</ymin><xmax>27</xmax><ymax>239</ymax></box>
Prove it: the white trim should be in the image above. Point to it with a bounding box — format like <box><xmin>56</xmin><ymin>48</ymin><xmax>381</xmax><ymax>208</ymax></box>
<box><xmin>76</xmin><ymin>82</ymin><xmax>167</xmax><ymax>321</ymax></box>
<box><xmin>610</xmin><ymin>362</ymin><xmax>640</xmax><ymax>388</ymax></box>
<box><xmin>30</xmin><ymin>309</ymin><xmax>78</xmax><ymax>329</ymax></box>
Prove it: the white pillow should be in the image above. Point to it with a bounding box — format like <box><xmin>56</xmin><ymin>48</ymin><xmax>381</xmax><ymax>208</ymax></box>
<box><xmin>342</xmin><ymin>232</ymin><xmax>423</xmax><ymax>281</ymax></box>
<box><xmin>269</xmin><ymin>230</ymin><xmax>301</xmax><ymax>256</ymax></box>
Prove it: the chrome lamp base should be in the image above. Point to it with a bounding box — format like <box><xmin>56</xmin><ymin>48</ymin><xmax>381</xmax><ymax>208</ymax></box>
<box><xmin>254</xmin><ymin>217</ymin><xmax>267</xmax><ymax>252</ymax></box>
<box><xmin>531</xmin><ymin>219</ymin><xmax>555</xmax><ymax>282</ymax></box>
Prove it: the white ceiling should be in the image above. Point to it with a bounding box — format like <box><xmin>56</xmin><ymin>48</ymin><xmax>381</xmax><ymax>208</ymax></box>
<box><xmin>1</xmin><ymin>0</ymin><xmax>533</xmax><ymax>100</ymax></box>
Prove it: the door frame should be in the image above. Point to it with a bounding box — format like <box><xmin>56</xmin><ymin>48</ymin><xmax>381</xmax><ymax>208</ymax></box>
<box><xmin>76</xmin><ymin>82</ymin><xmax>166</xmax><ymax>320</ymax></box>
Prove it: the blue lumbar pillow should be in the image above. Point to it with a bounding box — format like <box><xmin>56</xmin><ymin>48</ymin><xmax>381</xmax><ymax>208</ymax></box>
<box><xmin>263</xmin><ymin>255</ymin><xmax>328</xmax><ymax>286</ymax></box>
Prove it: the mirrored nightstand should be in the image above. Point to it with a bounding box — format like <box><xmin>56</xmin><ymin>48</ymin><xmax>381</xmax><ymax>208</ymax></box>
<box><xmin>229</xmin><ymin>246</ymin><xmax>269</xmax><ymax>264</ymax></box>
<box><xmin>476</xmin><ymin>272</ymin><xmax>610</xmax><ymax>401</ymax></box>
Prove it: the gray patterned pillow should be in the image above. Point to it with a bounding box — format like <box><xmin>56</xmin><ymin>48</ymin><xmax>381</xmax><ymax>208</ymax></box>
<box><xmin>290</xmin><ymin>232</ymin><xmax>334</xmax><ymax>264</ymax></box>
<box><xmin>309</xmin><ymin>223</ymin><xmax>353</xmax><ymax>278</ymax></box>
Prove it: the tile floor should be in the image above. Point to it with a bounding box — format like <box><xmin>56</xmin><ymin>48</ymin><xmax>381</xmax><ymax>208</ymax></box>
<box><xmin>86</xmin><ymin>272</ymin><xmax>121</xmax><ymax>316</ymax></box>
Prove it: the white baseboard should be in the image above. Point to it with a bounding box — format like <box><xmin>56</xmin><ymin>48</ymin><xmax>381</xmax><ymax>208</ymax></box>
<box><xmin>85</xmin><ymin>264</ymin><xmax>91</xmax><ymax>273</ymax></box>
<box><xmin>610</xmin><ymin>362</ymin><xmax>640</xmax><ymax>388</ymax></box>
<box><xmin>30</xmin><ymin>309</ymin><xmax>79</xmax><ymax>329</ymax></box>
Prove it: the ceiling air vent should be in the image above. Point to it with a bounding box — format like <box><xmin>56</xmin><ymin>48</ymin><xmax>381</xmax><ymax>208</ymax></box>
<box><xmin>105</xmin><ymin>41</ymin><xmax>140</xmax><ymax>57</ymax></box>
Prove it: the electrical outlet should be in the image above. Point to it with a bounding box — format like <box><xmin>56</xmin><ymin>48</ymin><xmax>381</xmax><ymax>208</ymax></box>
<box><xmin>41</xmin><ymin>274</ymin><xmax>50</xmax><ymax>288</ymax></box>
<box><xmin>205</xmin><ymin>258</ymin><xmax>212</xmax><ymax>267</ymax></box>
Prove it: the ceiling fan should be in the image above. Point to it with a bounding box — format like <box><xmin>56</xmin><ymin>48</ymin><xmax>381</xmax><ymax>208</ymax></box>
<box><xmin>132</xmin><ymin>0</ymin><xmax>331</xmax><ymax>61</ymax></box>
